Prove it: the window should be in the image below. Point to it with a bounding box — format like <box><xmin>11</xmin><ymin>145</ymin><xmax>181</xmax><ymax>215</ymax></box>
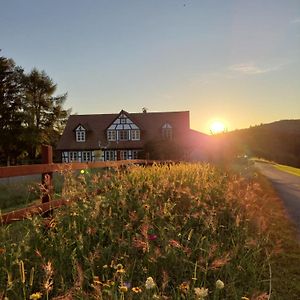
<box><xmin>119</xmin><ymin>130</ymin><xmax>129</xmax><ymax>141</ymax></box>
<box><xmin>132</xmin><ymin>150</ymin><xmax>138</xmax><ymax>159</ymax></box>
<box><xmin>76</xmin><ymin>130</ymin><xmax>86</xmax><ymax>142</ymax></box>
<box><xmin>75</xmin><ymin>125</ymin><xmax>86</xmax><ymax>142</ymax></box>
<box><xmin>82</xmin><ymin>151</ymin><xmax>91</xmax><ymax>162</ymax></box>
<box><xmin>120</xmin><ymin>118</ymin><xmax>126</xmax><ymax>124</ymax></box>
<box><xmin>69</xmin><ymin>151</ymin><xmax>78</xmax><ymax>162</ymax></box>
<box><xmin>120</xmin><ymin>150</ymin><xmax>128</xmax><ymax>160</ymax></box>
<box><xmin>105</xmin><ymin>150</ymin><xmax>116</xmax><ymax>161</ymax></box>
<box><xmin>131</xmin><ymin>130</ymin><xmax>140</xmax><ymax>140</ymax></box>
<box><xmin>62</xmin><ymin>152</ymin><xmax>69</xmax><ymax>163</ymax></box>
<box><xmin>162</xmin><ymin>123</ymin><xmax>173</xmax><ymax>140</ymax></box>
<box><xmin>107</xmin><ymin>130</ymin><xmax>116</xmax><ymax>141</ymax></box>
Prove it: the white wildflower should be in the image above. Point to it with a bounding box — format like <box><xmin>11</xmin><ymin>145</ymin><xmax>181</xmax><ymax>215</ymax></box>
<box><xmin>194</xmin><ymin>287</ymin><xmax>208</xmax><ymax>299</ymax></box>
<box><xmin>145</xmin><ymin>277</ymin><xmax>156</xmax><ymax>289</ymax></box>
<box><xmin>216</xmin><ymin>279</ymin><xmax>225</xmax><ymax>289</ymax></box>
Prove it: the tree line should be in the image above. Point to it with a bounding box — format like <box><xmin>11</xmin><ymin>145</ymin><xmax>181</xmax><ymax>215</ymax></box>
<box><xmin>0</xmin><ymin>53</ymin><xmax>70</xmax><ymax>166</ymax></box>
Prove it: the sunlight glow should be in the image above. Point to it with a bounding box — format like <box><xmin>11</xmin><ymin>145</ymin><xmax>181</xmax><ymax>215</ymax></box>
<box><xmin>210</xmin><ymin>121</ymin><xmax>226</xmax><ymax>134</ymax></box>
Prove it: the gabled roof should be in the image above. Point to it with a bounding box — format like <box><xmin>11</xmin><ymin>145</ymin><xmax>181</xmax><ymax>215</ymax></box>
<box><xmin>57</xmin><ymin>110</ymin><xmax>191</xmax><ymax>150</ymax></box>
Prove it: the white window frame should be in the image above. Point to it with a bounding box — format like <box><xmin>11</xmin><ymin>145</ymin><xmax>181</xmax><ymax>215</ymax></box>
<box><xmin>75</xmin><ymin>126</ymin><xmax>86</xmax><ymax>142</ymax></box>
<box><xmin>119</xmin><ymin>130</ymin><xmax>129</xmax><ymax>141</ymax></box>
<box><xmin>107</xmin><ymin>130</ymin><xmax>117</xmax><ymax>141</ymax></box>
<box><xmin>162</xmin><ymin>123</ymin><xmax>173</xmax><ymax>140</ymax></box>
<box><xmin>131</xmin><ymin>130</ymin><xmax>140</xmax><ymax>141</ymax></box>
<box><xmin>105</xmin><ymin>150</ymin><xmax>116</xmax><ymax>161</ymax></box>
<box><xmin>82</xmin><ymin>151</ymin><xmax>91</xmax><ymax>162</ymax></box>
<box><xmin>69</xmin><ymin>151</ymin><xmax>78</xmax><ymax>162</ymax></box>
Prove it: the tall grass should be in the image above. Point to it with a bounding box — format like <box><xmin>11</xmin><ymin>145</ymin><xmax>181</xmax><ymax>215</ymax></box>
<box><xmin>0</xmin><ymin>163</ymin><xmax>278</xmax><ymax>299</ymax></box>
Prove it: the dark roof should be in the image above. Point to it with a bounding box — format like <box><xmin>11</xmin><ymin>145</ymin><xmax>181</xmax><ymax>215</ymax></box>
<box><xmin>57</xmin><ymin>110</ymin><xmax>191</xmax><ymax>150</ymax></box>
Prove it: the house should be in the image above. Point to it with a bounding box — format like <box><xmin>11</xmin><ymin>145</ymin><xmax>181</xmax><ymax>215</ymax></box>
<box><xmin>57</xmin><ymin>110</ymin><xmax>208</xmax><ymax>162</ymax></box>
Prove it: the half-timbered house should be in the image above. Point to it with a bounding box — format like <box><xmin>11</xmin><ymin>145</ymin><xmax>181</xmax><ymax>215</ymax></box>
<box><xmin>57</xmin><ymin>110</ymin><xmax>207</xmax><ymax>162</ymax></box>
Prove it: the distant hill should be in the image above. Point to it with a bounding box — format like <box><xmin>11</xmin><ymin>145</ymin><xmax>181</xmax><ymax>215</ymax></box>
<box><xmin>215</xmin><ymin>120</ymin><xmax>300</xmax><ymax>167</ymax></box>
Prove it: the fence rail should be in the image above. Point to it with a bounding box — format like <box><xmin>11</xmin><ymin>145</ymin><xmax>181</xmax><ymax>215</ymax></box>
<box><xmin>0</xmin><ymin>145</ymin><xmax>164</xmax><ymax>225</ymax></box>
<box><xmin>0</xmin><ymin>160</ymin><xmax>152</xmax><ymax>178</ymax></box>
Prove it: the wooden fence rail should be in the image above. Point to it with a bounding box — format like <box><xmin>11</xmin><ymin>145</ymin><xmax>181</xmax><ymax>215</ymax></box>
<box><xmin>0</xmin><ymin>145</ymin><xmax>160</xmax><ymax>225</ymax></box>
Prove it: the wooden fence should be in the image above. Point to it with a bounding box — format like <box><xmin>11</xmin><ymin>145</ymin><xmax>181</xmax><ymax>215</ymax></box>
<box><xmin>0</xmin><ymin>145</ymin><xmax>156</xmax><ymax>225</ymax></box>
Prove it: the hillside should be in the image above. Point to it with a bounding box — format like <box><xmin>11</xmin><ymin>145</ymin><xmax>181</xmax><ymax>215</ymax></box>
<box><xmin>215</xmin><ymin>120</ymin><xmax>300</xmax><ymax>167</ymax></box>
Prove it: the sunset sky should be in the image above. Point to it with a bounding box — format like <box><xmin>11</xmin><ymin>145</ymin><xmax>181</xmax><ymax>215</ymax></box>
<box><xmin>1</xmin><ymin>0</ymin><xmax>299</xmax><ymax>134</ymax></box>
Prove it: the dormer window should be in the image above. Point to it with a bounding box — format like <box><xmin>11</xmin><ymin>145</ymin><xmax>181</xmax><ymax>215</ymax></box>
<box><xmin>162</xmin><ymin>123</ymin><xmax>172</xmax><ymax>140</ymax></box>
<box><xmin>75</xmin><ymin>125</ymin><xmax>86</xmax><ymax>142</ymax></box>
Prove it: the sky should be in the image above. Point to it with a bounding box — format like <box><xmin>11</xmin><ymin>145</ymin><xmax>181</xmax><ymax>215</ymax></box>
<box><xmin>1</xmin><ymin>0</ymin><xmax>299</xmax><ymax>134</ymax></box>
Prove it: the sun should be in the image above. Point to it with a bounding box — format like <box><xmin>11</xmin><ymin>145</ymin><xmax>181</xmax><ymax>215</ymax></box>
<box><xmin>210</xmin><ymin>121</ymin><xmax>226</xmax><ymax>134</ymax></box>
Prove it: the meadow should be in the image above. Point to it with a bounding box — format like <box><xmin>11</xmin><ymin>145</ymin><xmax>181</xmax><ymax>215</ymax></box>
<box><xmin>0</xmin><ymin>163</ymin><xmax>299</xmax><ymax>299</ymax></box>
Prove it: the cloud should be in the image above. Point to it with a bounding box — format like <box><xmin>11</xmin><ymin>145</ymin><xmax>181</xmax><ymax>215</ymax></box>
<box><xmin>229</xmin><ymin>62</ymin><xmax>281</xmax><ymax>75</ymax></box>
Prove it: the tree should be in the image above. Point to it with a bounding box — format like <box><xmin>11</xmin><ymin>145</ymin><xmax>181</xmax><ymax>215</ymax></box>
<box><xmin>0</xmin><ymin>55</ymin><xmax>25</xmax><ymax>165</ymax></box>
<box><xmin>23</xmin><ymin>68</ymin><xmax>69</xmax><ymax>160</ymax></box>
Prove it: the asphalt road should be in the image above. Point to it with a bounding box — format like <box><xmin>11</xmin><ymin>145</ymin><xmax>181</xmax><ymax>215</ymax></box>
<box><xmin>255</xmin><ymin>162</ymin><xmax>300</xmax><ymax>234</ymax></box>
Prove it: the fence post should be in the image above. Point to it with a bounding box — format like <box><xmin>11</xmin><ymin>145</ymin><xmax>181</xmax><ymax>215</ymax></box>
<box><xmin>41</xmin><ymin>145</ymin><xmax>53</xmax><ymax>204</ymax></box>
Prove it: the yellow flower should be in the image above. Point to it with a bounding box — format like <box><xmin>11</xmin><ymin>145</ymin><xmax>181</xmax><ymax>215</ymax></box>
<box><xmin>116</xmin><ymin>264</ymin><xmax>126</xmax><ymax>274</ymax></box>
<box><xmin>119</xmin><ymin>285</ymin><xmax>128</xmax><ymax>292</ymax></box>
<box><xmin>80</xmin><ymin>169</ymin><xmax>85</xmax><ymax>174</ymax></box>
<box><xmin>145</xmin><ymin>277</ymin><xmax>156</xmax><ymax>289</ymax></box>
<box><xmin>215</xmin><ymin>279</ymin><xmax>225</xmax><ymax>289</ymax></box>
<box><xmin>107</xmin><ymin>279</ymin><xmax>115</xmax><ymax>286</ymax></box>
<box><xmin>179</xmin><ymin>282</ymin><xmax>190</xmax><ymax>293</ymax></box>
<box><xmin>132</xmin><ymin>287</ymin><xmax>142</xmax><ymax>293</ymax></box>
<box><xmin>30</xmin><ymin>292</ymin><xmax>42</xmax><ymax>300</ymax></box>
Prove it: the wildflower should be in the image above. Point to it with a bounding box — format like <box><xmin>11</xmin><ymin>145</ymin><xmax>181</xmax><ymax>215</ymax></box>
<box><xmin>107</xmin><ymin>279</ymin><xmax>115</xmax><ymax>286</ymax></box>
<box><xmin>132</xmin><ymin>287</ymin><xmax>142</xmax><ymax>293</ymax></box>
<box><xmin>179</xmin><ymin>281</ymin><xmax>190</xmax><ymax>293</ymax></box>
<box><xmin>215</xmin><ymin>279</ymin><xmax>225</xmax><ymax>289</ymax></box>
<box><xmin>116</xmin><ymin>263</ymin><xmax>126</xmax><ymax>274</ymax></box>
<box><xmin>80</xmin><ymin>169</ymin><xmax>85</xmax><ymax>174</ymax></box>
<box><xmin>30</xmin><ymin>292</ymin><xmax>42</xmax><ymax>299</ymax></box>
<box><xmin>145</xmin><ymin>276</ymin><xmax>156</xmax><ymax>289</ymax></box>
<box><xmin>194</xmin><ymin>287</ymin><xmax>208</xmax><ymax>299</ymax></box>
<box><xmin>148</xmin><ymin>233</ymin><xmax>158</xmax><ymax>241</ymax></box>
<box><xmin>169</xmin><ymin>239</ymin><xmax>182</xmax><ymax>248</ymax></box>
<box><xmin>241</xmin><ymin>297</ymin><xmax>250</xmax><ymax>300</ymax></box>
<box><xmin>103</xmin><ymin>264</ymin><xmax>108</xmax><ymax>269</ymax></box>
<box><xmin>210</xmin><ymin>254</ymin><xmax>230</xmax><ymax>270</ymax></box>
<box><xmin>132</xmin><ymin>237</ymin><xmax>149</xmax><ymax>253</ymax></box>
<box><xmin>119</xmin><ymin>285</ymin><xmax>128</xmax><ymax>292</ymax></box>
<box><xmin>143</xmin><ymin>204</ymin><xmax>150</xmax><ymax>210</ymax></box>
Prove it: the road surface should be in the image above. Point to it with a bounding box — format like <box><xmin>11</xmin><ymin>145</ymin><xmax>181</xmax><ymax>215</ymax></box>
<box><xmin>255</xmin><ymin>162</ymin><xmax>300</xmax><ymax>234</ymax></box>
